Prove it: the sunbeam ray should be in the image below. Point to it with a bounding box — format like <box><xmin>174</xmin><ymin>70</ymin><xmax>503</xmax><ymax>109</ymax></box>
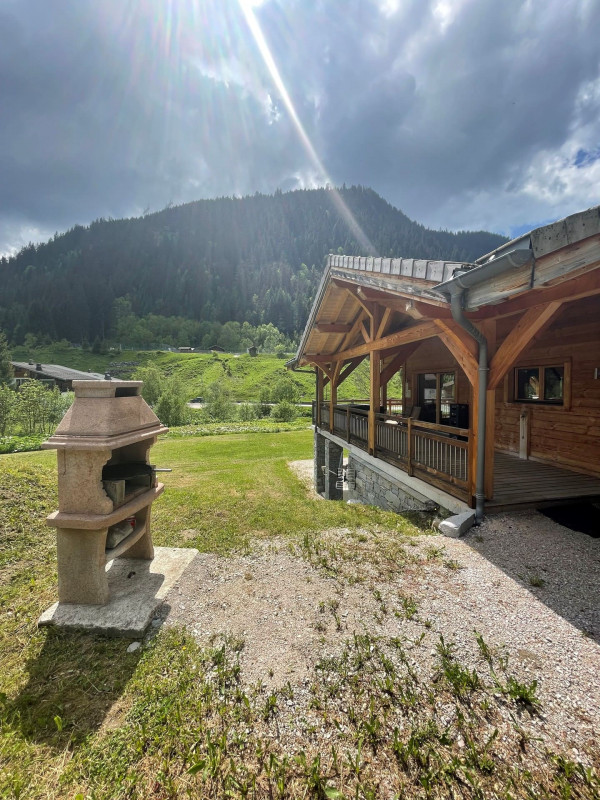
<box><xmin>238</xmin><ymin>0</ymin><xmax>377</xmax><ymax>256</ymax></box>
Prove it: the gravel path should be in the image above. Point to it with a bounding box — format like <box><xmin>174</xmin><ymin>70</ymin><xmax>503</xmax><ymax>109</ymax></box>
<box><xmin>160</xmin><ymin>461</ymin><xmax>600</xmax><ymax>763</ymax></box>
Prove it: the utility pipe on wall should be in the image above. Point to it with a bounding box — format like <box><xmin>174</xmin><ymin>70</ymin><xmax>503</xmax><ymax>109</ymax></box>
<box><xmin>448</xmin><ymin>289</ymin><xmax>488</xmax><ymax>522</ymax></box>
<box><xmin>435</xmin><ymin>245</ymin><xmax>535</xmax><ymax>523</ymax></box>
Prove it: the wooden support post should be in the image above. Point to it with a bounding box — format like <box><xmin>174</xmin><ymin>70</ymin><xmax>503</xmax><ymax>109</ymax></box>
<box><xmin>368</xmin><ymin>351</ymin><xmax>381</xmax><ymax>454</ymax></box>
<box><xmin>316</xmin><ymin>369</ymin><xmax>324</xmax><ymax>428</ymax></box>
<box><xmin>329</xmin><ymin>361</ymin><xmax>343</xmax><ymax>433</ymax></box>
<box><xmin>407</xmin><ymin>417</ymin><xmax>414</xmax><ymax>476</ymax></box>
<box><xmin>329</xmin><ymin>378</ymin><xmax>336</xmax><ymax>433</ymax></box>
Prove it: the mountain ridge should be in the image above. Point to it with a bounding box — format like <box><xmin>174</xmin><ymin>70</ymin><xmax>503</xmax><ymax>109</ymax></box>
<box><xmin>0</xmin><ymin>186</ymin><xmax>507</xmax><ymax>344</ymax></box>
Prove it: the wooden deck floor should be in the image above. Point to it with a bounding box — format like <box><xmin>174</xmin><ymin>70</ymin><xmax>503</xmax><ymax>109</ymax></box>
<box><xmin>488</xmin><ymin>451</ymin><xmax>600</xmax><ymax>511</ymax></box>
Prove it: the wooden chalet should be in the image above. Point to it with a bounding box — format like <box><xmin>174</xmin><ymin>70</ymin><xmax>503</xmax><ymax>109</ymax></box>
<box><xmin>11</xmin><ymin>362</ymin><xmax>106</xmax><ymax>392</ymax></box>
<box><xmin>288</xmin><ymin>206</ymin><xmax>600</xmax><ymax>518</ymax></box>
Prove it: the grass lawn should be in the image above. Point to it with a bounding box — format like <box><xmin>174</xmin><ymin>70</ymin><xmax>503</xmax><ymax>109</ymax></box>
<box><xmin>1</xmin><ymin>430</ymin><xmax>598</xmax><ymax>799</ymax></box>
<box><xmin>0</xmin><ymin>430</ymin><xmax>414</xmax><ymax>799</ymax></box>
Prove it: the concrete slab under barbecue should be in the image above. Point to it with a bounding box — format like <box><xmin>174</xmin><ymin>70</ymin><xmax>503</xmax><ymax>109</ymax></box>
<box><xmin>38</xmin><ymin>546</ymin><xmax>198</xmax><ymax>638</ymax></box>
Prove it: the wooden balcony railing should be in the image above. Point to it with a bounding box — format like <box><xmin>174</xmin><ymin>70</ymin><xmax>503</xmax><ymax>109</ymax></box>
<box><xmin>316</xmin><ymin>403</ymin><xmax>470</xmax><ymax>503</ymax></box>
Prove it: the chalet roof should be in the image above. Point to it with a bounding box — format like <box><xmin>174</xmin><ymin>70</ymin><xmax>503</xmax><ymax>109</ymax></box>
<box><xmin>435</xmin><ymin>204</ymin><xmax>600</xmax><ymax>309</ymax></box>
<box><xmin>288</xmin><ymin>257</ymin><xmax>473</xmax><ymax>369</ymax></box>
<box><xmin>11</xmin><ymin>362</ymin><xmax>106</xmax><ymax>381</ymax></box>
<box><xmin>289</xmin><ymin>203</ymin><xmax>600</xmax><ymax>370</ymax></box>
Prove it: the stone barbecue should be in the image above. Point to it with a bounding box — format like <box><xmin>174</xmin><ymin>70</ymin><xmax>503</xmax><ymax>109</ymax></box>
<box><xmin>42</xmin><ymin>380</ymin><xmax>167</xmax><ymax>605</ymax></box>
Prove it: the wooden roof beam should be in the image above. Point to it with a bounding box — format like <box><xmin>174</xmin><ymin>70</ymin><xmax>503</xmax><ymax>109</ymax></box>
<box><xmin>357</xmin><ymin>285</ymin><xmax>449</xmax><ymax>309</ymax></box>
<box><xmin>314</xmin><ymin>322</ymin><xmax>352</xmax><ymax>334</ymax></box>
<box><xmin>434</xmin><ymin>320</ymin><xmax>479</xmax><ymax>387</ymax></box>
<box><xmin>338</xmin><ymin>309</ymin><xmax>368</xmax><ymax>352</ymax></box>
<box><xmin>376</xmin><ymin>307</ymin><xmax>393</xmax><ymax>339</ymax></box>
<box><xmin>305</xmin><ymin>319</ymin><xmax>439</xmax><ymax>363</ymax></box>
<box><xmin>332</xmin><ymin>279</ymin><xmax>377</xmax><ymax>318</ymax></box>
<box><xmin>338</xmin><ymin>356</ymin><xmax>366</xmax><ymax>386</ymax></box>
<box><xmin>488</xmin><ymin>301</ymin><xmax>564</xmax><ymax>389</ymax></box>
<box><xmin>360</xmin><ymin>320</ymin><xmax>372</xmax><ymax>343</ymax></box>
<box><xmin>380</xmin><ymin>342</ymin><xmax>421</xmax><ymax>385</ymax></box>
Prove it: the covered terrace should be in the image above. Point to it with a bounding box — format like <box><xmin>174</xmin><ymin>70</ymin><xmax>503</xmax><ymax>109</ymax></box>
<box><xmin>289</xmin><ymin>206</ymin><xmax>600</xmax><ymax>517</ymax></box>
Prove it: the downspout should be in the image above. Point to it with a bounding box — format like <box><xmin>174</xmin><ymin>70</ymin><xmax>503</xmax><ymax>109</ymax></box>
<box><xmin>435</xmin><ymin>245</ymin><xmax>534</xmax><ymax>522</ymax></box>
<box><xmin>448</xmin><ymin>285</ymin><xmax>488</xmax><ymax>523</ymax></box>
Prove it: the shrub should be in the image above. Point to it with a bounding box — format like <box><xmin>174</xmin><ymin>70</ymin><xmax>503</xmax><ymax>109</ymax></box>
<box><xmin>238</xmin><ymin>403</ymin><xmax>258</xmax><ymax>421</ymax></box>
<box><xmin>203</xmin><ymin>381</ymin><xmax>236</xmax><ymax>422</ymax></box>
<box><xmin>258</xmin><ymin>386</ymin><xmax>271</xmax><ymax>417</ymax></box>
<box><xmin>0</xmin><ymin>384</ymin><xmax>16</xmax><ymax>435</ymax></box>
<box><xmin>155</xmin><ymin>386</ymin><xmax>189</xmax><ymax>427</ymax></box>
<box><xmin>271</xmin><ymin>376</ymin><xmax>300</xmax><ymax>404</ymax></box>
<box><xmin>271</xmin><ymin>400</ymin><xmax>297</xmax><ymax>422</ymax></box>
<box><xmin>134</xmin><ymin>363</ymin><xmax>166</xmax><ymax>407</ymax></box>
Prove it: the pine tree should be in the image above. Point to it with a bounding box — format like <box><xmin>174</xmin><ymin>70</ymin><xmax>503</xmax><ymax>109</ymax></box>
<box><xmin>0</xmin><ymin>331</ymin><xmax>13</xmax><ymax>384</ymax></box>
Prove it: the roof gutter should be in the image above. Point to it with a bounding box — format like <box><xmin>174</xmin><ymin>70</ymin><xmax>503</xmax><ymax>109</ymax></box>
<box><xmin>434</xmin><ymin>243</ymin><xmax>534</xmax><ymax>522</ymax></box>
<box><xmin>437</xmin><ymin>244</ymin><xmax>534</xmax><ymax>311</ymax></box>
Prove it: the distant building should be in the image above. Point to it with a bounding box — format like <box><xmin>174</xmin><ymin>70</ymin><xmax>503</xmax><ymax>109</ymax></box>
<box><xmin>11</xmin><ymin>362</ymin><xmax>105</xmax><ymax>392</ymax></box>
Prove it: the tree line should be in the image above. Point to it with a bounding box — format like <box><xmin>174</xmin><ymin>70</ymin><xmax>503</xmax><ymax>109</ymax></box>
<box><xmin>0</xmin><ymin>186</ymin><xmax>506</xmax><ymax>346</ymax></box>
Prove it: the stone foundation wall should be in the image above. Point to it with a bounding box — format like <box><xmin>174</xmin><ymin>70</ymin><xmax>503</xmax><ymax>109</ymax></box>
<box><xmin>314</xmin><ymin>431</ymin><xmax>325</xmax><ymax>495</ymax></box>
<box><xmin>314</xmin><ymin>430</ymin><xmax>343</xmax><ymax>500</ymax></box>
<box><xmin>348</xmin><ymin>453</ymin><xmax>436</xmax><ymax>513</ymax></box>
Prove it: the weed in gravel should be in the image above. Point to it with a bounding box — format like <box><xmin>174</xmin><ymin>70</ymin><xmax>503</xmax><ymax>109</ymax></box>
<box><xmin>528</xmin><ymin>571</ymin><xmax>546</xmax><ymax>588</ymax></box>
<box><xmin>551</xmin><ymin>754</ymin><xmax>600</xmax><ymax>798</ymax></box>
<box><xmin>263</xmin><ymin>692</ymin><xmax>278</xmax><ymax>721</ymax></box>
<box><xmin>436</xmin><ymin>635</ymin><xmax>481</xmax><ymax>700</ymax></box>
<box><xmin>425</xmin><ymin>544</ymin><xmax>445</xmax><ymax>561</ymax></box>
<box><xmin>443</xmin><ymin>558</ymin><xmax>462</xmax><ymax>570</ymax></box>
<box><xmin>397</xmin><ymin>592</ymin><xmax>418</xmax><ymax>620</ymax></box>
<box><xmin>474</xmin><ymin>630</ymin><xmax>493</xmax><ymax>665</ymax></box>
<box><xmin>503</xmin><ymin>676</ymin><xmax>540</xmax><ymax>710</ymax></box>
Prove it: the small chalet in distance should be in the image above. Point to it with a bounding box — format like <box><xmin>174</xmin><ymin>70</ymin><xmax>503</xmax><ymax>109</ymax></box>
<box><xmin>11</xmin><ymin>362</ymin><xmax>105</xmax><ymax>392</ymax></box>
<box><xmin>288</xmin><ymin>205</ymin><xmax>600</xmax><ymax>520</ymax></box>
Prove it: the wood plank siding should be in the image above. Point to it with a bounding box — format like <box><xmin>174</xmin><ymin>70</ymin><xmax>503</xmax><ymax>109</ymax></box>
<box><xmin>494</xmin><ymin>294</ymin><xmax>600</xmax><ymax>478</ymax></box>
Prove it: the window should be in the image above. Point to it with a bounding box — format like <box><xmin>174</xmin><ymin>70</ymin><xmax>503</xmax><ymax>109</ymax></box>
<box><xmin>417</xmin><ymin>371</ymin><xmax>455</xmax><ymax>423</ymax></box>
<box><xmin>515</xmin><ymin>365</ymin><xmax>564</xmax><ymax>404</ymax></box>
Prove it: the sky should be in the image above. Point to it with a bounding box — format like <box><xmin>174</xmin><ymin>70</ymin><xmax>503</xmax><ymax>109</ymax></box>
<box><xmin>1</xmin><ymin>0</ymin><xmax>599</xmax><ymax>256</ymax></box>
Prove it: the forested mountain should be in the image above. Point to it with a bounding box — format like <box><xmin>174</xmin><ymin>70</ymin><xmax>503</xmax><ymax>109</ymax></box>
<box><xmin>0</xmin><ymin>186</ymin><xmax>506</xmax><ymax>345</ymax></box>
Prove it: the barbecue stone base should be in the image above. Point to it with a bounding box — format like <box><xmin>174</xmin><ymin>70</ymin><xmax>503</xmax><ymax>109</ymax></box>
<box><xmin>38</xmin><ymin>546</ymin><xmax>197</xmax><ymax>638</ymax></box>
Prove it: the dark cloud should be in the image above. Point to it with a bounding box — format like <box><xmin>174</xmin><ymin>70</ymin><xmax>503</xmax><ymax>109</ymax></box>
<box><xmin>1</xmin><ymin>0</ymin><xmax>599</xmax><ymax>253</ymax></box>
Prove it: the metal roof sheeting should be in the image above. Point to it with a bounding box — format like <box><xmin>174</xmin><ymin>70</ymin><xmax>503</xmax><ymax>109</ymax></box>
<box><xmin>327</xmin><ymin>254</ymin><xmax>473</xmax><ymax>283</ymax></box>
<box><xmin>12</xmin><ymin>363</ymin><xmax>105</xmax><ymax>381</ymax></box>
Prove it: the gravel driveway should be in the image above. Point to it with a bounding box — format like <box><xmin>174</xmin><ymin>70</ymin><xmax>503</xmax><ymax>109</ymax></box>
<box><xmin>161</xmin><ymin>462</ymin><xmax>600</xmax><ymax>767</ymax></box>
